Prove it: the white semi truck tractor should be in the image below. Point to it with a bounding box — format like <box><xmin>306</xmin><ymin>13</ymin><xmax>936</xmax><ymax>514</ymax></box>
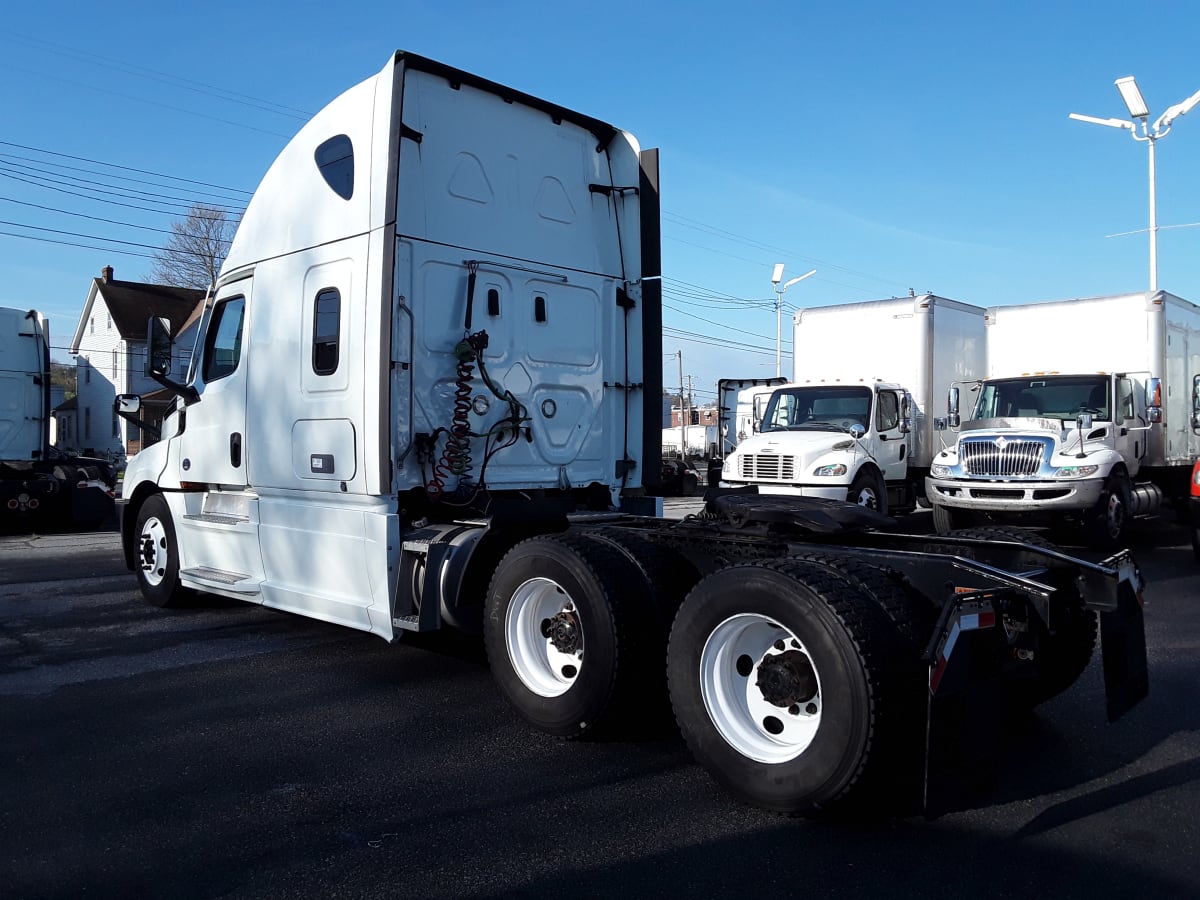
<box><xmin>115</xmin><ymin>52</ymin><xmax>1147</xmax><ymax>816</ymax></box>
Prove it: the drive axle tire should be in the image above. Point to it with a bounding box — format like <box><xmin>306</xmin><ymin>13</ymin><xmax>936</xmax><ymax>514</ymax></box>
<box><xmin>484</xmin><ymin>533</ymin><xmax>651</xmax><ymax>739</ymax></box>
<box><xmin>133</xmin><ymin>494</ymin><xmax>190</xmax><ymax>608</ymax></box>
<box><xmin>666</xmin><ymin>558</ymin><xmax>922</xmax><ymax>816</ymax></box>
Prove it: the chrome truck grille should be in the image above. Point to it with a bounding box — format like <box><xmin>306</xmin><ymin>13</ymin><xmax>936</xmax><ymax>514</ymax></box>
<box><xmin>739</xmin><ymin>454</ymin><xmax>796</xmax><ymax>481</ymax></box>
<box><xmin>960</xmin><ymin>437</ymin><xmax>1049</xmax><ymax>477</ymax></box>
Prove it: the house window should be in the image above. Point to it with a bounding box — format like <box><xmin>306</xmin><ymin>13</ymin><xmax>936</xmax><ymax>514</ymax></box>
<box><xmin>312</xmin><ymin>288</ymin><xmax>340</xmax><ymax>375</ymax></box>
<box><xmin>107</xmin><ymin>313</ymin><xmax>112</xmax><ymax>330</ymax></box>
<box><xmin>112</xmin><ymin>411</ymin><xmax>120</xmax><ymax>438</ymax></box>
<box><xmin>112</xmin><ymin>349</ymin><xmax>118</xmax><ymax>379</ymax></box>
<box><xmin>84</xmin><ymin>357</ymin><xmax>91</xmax><ymax>385</ymax></box>
<box><xmin>85</xmin><ymin>408</ymin><xmax>92</xmax><ymax>439</ymax></box>
<box><xmin>90</xmin><ymin>317</ymin><xmax>94</xmax><ymax>335</ymax></box>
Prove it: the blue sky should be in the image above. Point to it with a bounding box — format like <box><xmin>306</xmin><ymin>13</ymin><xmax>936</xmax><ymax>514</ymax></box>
<box><xmin>3</xmin><ymin>1</ymin><xmax>1199</xmax><ymax>401</ymax></box>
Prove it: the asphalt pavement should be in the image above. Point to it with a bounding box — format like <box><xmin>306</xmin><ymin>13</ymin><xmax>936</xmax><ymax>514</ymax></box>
<box><xmin>1</xmin><ymin>518</ymin><xmax>1198</xmax><ymax>899</ymax></box>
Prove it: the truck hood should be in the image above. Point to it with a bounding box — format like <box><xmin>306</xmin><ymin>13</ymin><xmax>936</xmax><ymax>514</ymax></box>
<box><xmin>954</xmin><ymin>418</ymin><xmax>1111</xmax><ymax>456</ymax></box>
<box><xmin>962</xmin><ymin>416</ymin><xmax>1064</xmax><ymax>433</ymax></box>
<box><xmin>730</xmin><ymin>429</ymin><xmax>857</xmax><ymax>468</ymax></box>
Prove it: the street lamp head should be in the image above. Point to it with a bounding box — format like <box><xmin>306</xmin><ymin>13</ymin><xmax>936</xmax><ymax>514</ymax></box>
<box><xmin>782</xmin><ymin>269</ymin><xmax>817</xmax><ymax>291</ymax></box>
<box><xmin>771</xmin><ymin>263</ymin><xmax>785</xmax><ymax>286</ymax></box>
<box><xmin>1115</xmin><ymin>76</ymin><xmax>1150</xmax><ymax>119</ymax></box>
<box><xmin>1155</xmin><ymin>87</ymin><xmax>1200</xmax><ymax>131</ymax></box>
<box><xmin>1068</xmin><ymin>112</ymin><xmax>1134</xmax><ymax>130</ymax></box>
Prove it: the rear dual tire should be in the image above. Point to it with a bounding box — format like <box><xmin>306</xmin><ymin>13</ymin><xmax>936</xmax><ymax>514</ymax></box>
<box><xmin>667</xmin><ymin>558</ymin><xmax>928</xmax><ymax>815</ymax></box>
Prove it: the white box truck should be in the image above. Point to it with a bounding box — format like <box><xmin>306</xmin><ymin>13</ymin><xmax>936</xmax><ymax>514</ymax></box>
<box><xmin>926</xmin><ymin>291</ymin><xmax>1200</xmax><ymax>547</ymax></box>
<box><xmin>114</xmin><ymin>52</ymin><xmax>1147</xmax><ymax>816</ymax></box>
<box><xmin>718</xmin><ymin>295</ymin><xmax>986</xmax><ymax>515</ymax></box>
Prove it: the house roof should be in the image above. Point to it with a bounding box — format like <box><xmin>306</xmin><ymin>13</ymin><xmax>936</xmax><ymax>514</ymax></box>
<box><xmin>54</xmin><ymin>396</ymin><xmax>77</xmax><ymax>412</ymax></box>
<box><xmin>70</xmin><ymin>265</ymin><xmax>206</xmax><ymax>353</ymax></box>
<box><xmin>102</xmin><ymin>280</ymin><xmax>204</xmax><ymax>340</ymax></box>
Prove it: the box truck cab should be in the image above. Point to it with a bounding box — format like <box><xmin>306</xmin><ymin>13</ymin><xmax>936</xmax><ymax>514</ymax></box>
<box><xmin>926</xmin><ymin>292</ymin><xmax>1200</xmax><ymax>547</ymax></box>
<box><xmin>720</xmin><ymin>378</ymin><xmax>911</xmax><ymax>513</ymax></box>
<box><xmin>719</xmin><ymin>295</ymin><xmax>985</xmax><ymax>515</ymax></box>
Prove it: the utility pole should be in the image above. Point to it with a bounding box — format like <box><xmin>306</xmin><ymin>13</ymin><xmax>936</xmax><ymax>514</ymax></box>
<box><xmin>685</xmin><ymin>374</ymin><xmax>694</xmax><ymax>457</ymax></box>
<box><xmin>677</xmin><ymin>351</ymin><xmax>685</xmax><ymax>459</ymax></box>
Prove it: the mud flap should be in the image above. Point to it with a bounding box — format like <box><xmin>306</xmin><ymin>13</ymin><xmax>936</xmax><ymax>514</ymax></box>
<box><xmin>1100</xmin><ymin>576</ymin><xmax>1148</xmax><ymax>722</ymax></box>
<box><xmin>923</xmin><ymin>597</ymin><xmax>1006</xmax><ymax>817</ymax></box>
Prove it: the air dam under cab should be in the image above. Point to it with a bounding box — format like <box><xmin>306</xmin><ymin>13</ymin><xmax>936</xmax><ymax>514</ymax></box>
<box><xmin>116</xmin><ymin>51</ymin><xmax>1148</xmax><ymax>817</ymax></box>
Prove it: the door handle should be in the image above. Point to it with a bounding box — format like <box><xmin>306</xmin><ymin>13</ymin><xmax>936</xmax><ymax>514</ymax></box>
<box><xmin>230</xmin><ymin>432</ymin><xmax>242</xmax><ymax>468</ymax></box>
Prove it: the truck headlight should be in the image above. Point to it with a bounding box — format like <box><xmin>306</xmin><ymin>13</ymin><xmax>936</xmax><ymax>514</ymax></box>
<box><xmin>1055</xmin><ymin>465</ymin><xmax>1099</xmax><ymax>478</ymax></box>
<box><xmin>930</xmin><ymin>464</ymin><xmax>952</xmax><ymax>478</ymax></box>
<box><xmin>813</xmin><ymin>464</ymin><xmax>847</xmax><ymax>476</ymax></box>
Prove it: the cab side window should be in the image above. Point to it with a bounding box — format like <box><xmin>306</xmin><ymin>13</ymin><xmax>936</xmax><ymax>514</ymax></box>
<box><xmin>876</xmin><ymin>391</ymin><xmax>900</xmax><ymax>431</ymax></box>
<box><xmin>1117</xmin><ymin>378</ymin><xmax>1135</xmax><ymax>423</ymax></box>
<box><xmin>203</xmin><ymin>296</ymin><xmax>245</xmax><ymax>382</ymax></box>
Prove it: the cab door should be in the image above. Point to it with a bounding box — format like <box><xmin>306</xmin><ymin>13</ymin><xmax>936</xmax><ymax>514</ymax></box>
<box><xmin>873</xmin><ymin>389</ymin><xmax>908</xmax><ymax>481</ymax></box>
<box><xmin>179</xmin><ymin>277</ymin><xmax>250</xmax><ymax>487</ymax></box>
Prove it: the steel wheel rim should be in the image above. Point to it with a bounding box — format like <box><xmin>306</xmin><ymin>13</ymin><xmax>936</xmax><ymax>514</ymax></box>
<box><xmin>700</xmin><ymin>613</ymin><xmax>823</xmax><ymax>764</ymax></box>
<box><xmin>854</xmin><ymin>484</ymin><xmax>879</xmax><ymax>510</ymax></box>
<box><xmin>1105</xmin><ymin>492</ymin><xmax>1125</xmax><ymax>538</ymax></box>
<box><xmin>505</xmin><ymin>577</ymin><xmax>583</xmax><ymax>698</ymax></box>
<box><xmin>139</xmin><ymin>516</ymin><xmax>169</xmax><ymax>587</ymax></box>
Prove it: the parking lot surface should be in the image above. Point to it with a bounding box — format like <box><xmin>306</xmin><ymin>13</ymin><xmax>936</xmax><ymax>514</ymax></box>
<box><xmin>2</xmin><ymin>518</ymin><xmax>1199</xmax><ymax>899</ymax></box>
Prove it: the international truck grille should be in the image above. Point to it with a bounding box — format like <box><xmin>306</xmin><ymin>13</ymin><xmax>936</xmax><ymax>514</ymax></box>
<box><xmin>960</xmin><ymin>437</ymin><xmax>1047</xmax><ymax>477</ymax></box>
<box><xmin>739</xmin><ymin>454</ymin><xmax>796</xmax><ymax>481</ymax></box>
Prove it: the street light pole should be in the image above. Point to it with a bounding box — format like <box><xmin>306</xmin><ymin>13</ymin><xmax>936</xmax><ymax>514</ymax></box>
<box><xmin>770</xmin><ymin>265</ymin><xmax>817</xmax><ymax>378</ymax></box>
<box><xmin>1070</xmin><ymin>76</ymin><xmax>1200</xmax><ymax>292</ymax></box>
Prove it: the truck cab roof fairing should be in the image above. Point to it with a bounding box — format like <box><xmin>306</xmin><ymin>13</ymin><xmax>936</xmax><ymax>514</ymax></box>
<box><xmin>221</xmin><ymin>59</ymin><xmax>392</xmax><ymax>274</ymax></box>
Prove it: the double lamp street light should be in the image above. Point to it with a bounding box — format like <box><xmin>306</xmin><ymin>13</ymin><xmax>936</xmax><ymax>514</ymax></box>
<box><xmin>1070</xmin><ymin>76</ymin><xmax>1200</xmax><ymax>291</ymax></box>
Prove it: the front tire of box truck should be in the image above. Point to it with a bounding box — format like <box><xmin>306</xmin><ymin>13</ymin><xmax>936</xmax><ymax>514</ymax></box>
<box><xmin>133</xmin><ymin>494</ymin><xmax>190</xmax><ymax>608</ymax></box>
<box><xmin>931</xmin><ymin>502</ymin><xmax>962</xmax><ymax>534</ymax></box>
<box><xmin>847</xmin><ymin>469</ymin><xmax>887</xmax><ymax>515</ymax></box>
<box><xmin>666</xmin><ymin>559</ymin><xmax>925</xmax><ymax>816</ymax></box>
<box><xmin>1083</xmin><ymin>473</ymin><xmax>1132</xmax><ymax>551</ymax></box>
<box><xmin>484</xmin><ymin>533</ymin><xmax>655</xmax><ymax>739</ymax></box>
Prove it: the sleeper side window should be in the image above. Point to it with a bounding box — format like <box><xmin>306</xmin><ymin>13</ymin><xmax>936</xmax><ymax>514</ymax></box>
<box><xmin>202</xmin><ymin>296</ymin><xmax>245</xmax><ymax>382</ymax></box>
<box><xmin>312</xmin><ymin>289</ymin><xmax>341</xmax><ymax>376</ymax></box>
<box><xmin>315</xmin><ymin>135</ymin><xmax>354</xmax><ymax>200</ymax></box>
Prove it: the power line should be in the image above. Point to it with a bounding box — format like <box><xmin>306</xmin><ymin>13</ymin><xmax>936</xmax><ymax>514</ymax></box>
<box><xmin>3</xmin><ymin>30</ymin><xmax>314</xmax><ymax>121</ymax></box>
<box><xmin>0</xmin><ymin>149</ymin><xmax>249</xmax><ymax>205</ymax></box>
<box><xmin>0</xmin><ymin>199</ymin><xmax>232</xmax><ymax>244</ymax></box>
<box><xmin>0</xmin><ymin>160</ymin><xmax>245</xmax><ymax>212</ymax></box>
<box><xmin>0</xmin><ymin>141</ymin><xmax>252</xmax><ymax>196</ymax></box>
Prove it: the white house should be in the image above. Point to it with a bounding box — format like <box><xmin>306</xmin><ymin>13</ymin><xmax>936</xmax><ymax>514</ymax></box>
<box><xmin>68</xmin><ymin>265</ymin><xmax>205</xmax><ymax>459</ymax></box>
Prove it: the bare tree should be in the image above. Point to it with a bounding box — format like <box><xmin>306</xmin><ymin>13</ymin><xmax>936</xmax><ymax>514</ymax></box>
<box><xmin>148</xmin><ymin>204</ymin><xmax>239</xmax><ymax>289</ymax></box>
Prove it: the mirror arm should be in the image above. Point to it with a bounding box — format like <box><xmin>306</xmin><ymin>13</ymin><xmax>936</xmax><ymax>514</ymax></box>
<box><xmin>150</xmin><ymin>370</ymin><xmax>199</xmax><ymax>404</ymax></box>
<box><xmin>115</xmin><ymin>407</ymin><xmax>161</xmax><ymax>441</ymax></box>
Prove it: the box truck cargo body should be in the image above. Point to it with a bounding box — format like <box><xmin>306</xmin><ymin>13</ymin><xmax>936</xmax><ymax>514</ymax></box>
<box><xmin>114</xmin><ymin>52</ymin><xmax>1147</xmax><ymax>817</ymax></box>
<box><xmin>926</xmin><ymin>291</ymin><xmax>1200</xmax><ymax>546</ymax></box>
<box><xmin>719</xmin><ymin>295</ymin><xmax>985</xmax><ymax>514</ymax></box>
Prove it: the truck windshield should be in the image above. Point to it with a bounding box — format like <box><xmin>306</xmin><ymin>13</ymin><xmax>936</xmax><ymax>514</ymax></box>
<box><xmin>760</xmin><ymin>386</ymin><xmax>872</xmax><ymax>433</ymax></box>
<box><xmin>973</xmin><ymin>375</ymin><xmax>1109</xmax><ymax>422</ymax></box>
